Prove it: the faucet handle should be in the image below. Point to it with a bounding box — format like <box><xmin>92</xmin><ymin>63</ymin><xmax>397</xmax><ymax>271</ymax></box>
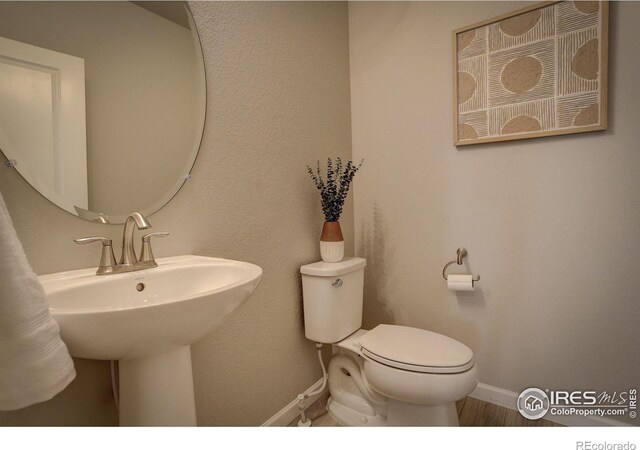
<box><xmin>74</xmin><ymin>237</ymin><xmax>117</xmax><ymax>275</ymax></box>
<box><xmin>74</xmin><ymin>236</ymin><xmax>111</xmax><ymax>245</ymax></box>
<box><xmin>141</xmin><ymin>232</ymin><xmax>170</xmax><ymax>242</ymax></box>
<box><xmin>139</xmin><ymin>232</ymin><xmax>170</xmax><ymax>266</ymax></box>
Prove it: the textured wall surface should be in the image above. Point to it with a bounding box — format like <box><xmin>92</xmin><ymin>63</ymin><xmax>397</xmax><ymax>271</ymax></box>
<box><xmin>0</xmin><ymin>1</ymin><xmax>352</xmax><ymax>426</ymax></box>
<box><xmin>349</xmin><ymin>1</ymin><xmax>639</xmax><ymax>425</ymax></box>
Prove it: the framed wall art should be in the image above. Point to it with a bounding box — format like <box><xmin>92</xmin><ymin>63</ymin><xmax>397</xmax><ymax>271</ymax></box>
<box><xmin>453</xmin><ymin>1</ymin><xmax>609</xmax><ymax>146</ymax></box>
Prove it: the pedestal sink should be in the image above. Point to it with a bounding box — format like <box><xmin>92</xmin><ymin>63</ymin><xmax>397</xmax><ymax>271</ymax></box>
<box><xmin>39</xmin><ymin>255</ymin><xmax>262</xmax><ymax>426</ymax></box>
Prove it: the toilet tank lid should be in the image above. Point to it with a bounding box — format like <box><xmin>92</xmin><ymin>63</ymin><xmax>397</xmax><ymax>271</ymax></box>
<box><xmin>300</xmin><ymin>257</ymin><xmax>366</xmax><ymax>277</ymax></box>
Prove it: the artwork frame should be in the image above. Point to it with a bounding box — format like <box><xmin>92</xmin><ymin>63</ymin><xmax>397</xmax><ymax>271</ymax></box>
<box><xmin>452</xmin><ymin>1</ymin><xmax>609</xmax><ymax>146</ymax></box>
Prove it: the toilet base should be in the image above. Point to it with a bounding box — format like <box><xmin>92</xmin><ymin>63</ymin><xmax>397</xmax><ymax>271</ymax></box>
<box><xmin>327</xmin><ymin>397</ymin><xmax>387</xmax><ymax>426</ymax></box>
<box><xmin>327</xmin><ymin>396</ymin><xmax>459</xmax><ymax>427</ymax></box>
<box><xmin>387</xmin><ymin>399</ymin><xmax>459</xmax><ymax>426</ymax></box>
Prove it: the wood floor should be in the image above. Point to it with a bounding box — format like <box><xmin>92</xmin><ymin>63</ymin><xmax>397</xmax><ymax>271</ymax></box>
<box><xmin>290</xmin><ymin>394</ymin><xmax>560</xmax><ymax>427</ymax></box>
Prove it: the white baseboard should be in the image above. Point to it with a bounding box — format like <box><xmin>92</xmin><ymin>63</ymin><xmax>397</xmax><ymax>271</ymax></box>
<box><xmin>470</xmin><ymin>383</ymin><xmax>633</xmax><ymax>427</ymax></box>
<box><xmin>261</xmin><ymin>378</ymin><xmax>328</xmax><ymax>427</ymax></box>
<box><xmin>469</xmin><ymin>383</ymin><xmax>520</xmax><ymax>410</ymax></box>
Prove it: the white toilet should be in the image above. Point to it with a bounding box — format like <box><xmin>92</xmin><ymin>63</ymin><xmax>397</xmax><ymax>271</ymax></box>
<box><xmin>300</xmin><ymin>257</ymin><xmax>478</xmax><ymax>426</ymax></box>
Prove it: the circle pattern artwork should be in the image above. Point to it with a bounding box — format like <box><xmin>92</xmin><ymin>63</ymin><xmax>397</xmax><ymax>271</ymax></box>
<box><xmin>573</xmin><ymin>104</ymin><xmax>599</xmax><ymax>126</ymax></box>
<box><xmin>455</xmin><ymin>1</ymin><xmax>605</xmax><ymax>144</ymax></box>
<box><xmin>458</xmin><ymin>72</ymin><xmax>477</xmax><ymax>104</ymax></box>
<box><xmin>572</xmin><ymin>39</ymin><xmax>599</xmax><ymax>80</ymax></box>
<box><xmin>458</xmin><ymin>124</ymin><xmax>478</xmax><ymax>140</ymax></box>
<box><xmin>457</xmin><ymin>30</ymin><xmax>476</xmax><ymax>52</ymax></box>
<box><xmin>502</xmin><ymin>115</ymin><xmax>542</xmax><ymax>134</ymax></box>
<box><xmin>574</xmin><ymin>1</ymin><xmax>599</xmax><ymax>14</ymax></box>
<box><xmin>501</xmin><ymin>56</ymin><xmax>543</xmax><ymax>94</ymax></box>
<box><xmin>499</xmin><ymin>10</ymin><xmax>541</xmax><ymax>37</ymax></box>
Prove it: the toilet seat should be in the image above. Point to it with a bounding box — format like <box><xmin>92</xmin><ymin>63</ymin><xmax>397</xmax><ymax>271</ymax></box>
<box><xmin>359</xmin><ymin>324</ymin><xmax>474</xmax><ymax>374</ymax></box>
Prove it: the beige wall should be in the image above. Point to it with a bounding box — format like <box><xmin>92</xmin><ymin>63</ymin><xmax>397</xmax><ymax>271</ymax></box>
<box><xmin>0</xmin><ymin>1</ymin><xmax>352</xmax><ymax>426</ymax></box>
<box><xmin>349</xmin><ymin>1</ymin><xmax>639</xmax><ymax>424</ymax></box>
<box><xmin>0</xmin><ymin>1</ymin><xmax>201</xmax><ymax>217</ymax></box>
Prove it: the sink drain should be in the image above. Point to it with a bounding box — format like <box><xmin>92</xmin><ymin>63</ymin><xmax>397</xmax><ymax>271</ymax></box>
<box><xmin>136</xmin><ymin>283</ymin><xmax>145</xmax><ymax>292</ymax></box>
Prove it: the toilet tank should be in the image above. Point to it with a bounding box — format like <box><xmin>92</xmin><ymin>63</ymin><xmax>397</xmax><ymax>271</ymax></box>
<box><xmin>300</xmin><ymin>257</ymin><xmax>367</xmax><ymax>344</ymax></box>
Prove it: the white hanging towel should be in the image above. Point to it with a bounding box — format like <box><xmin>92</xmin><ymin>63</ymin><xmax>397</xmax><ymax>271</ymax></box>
<box><xmin>0</xmin><ymin>192</ymin><xmax>75</xmax><ymax>410</ymax></box>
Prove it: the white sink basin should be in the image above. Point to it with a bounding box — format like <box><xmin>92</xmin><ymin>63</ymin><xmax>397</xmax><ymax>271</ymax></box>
<box><xmin>41</xmin><ymin>255</ymin><xmax>262</xmax><ymax>360</ymax></box>
<box><xmin>39</xmin><ymin>255</ymin><xmax>262</xmax><ymax>426</ymax></box>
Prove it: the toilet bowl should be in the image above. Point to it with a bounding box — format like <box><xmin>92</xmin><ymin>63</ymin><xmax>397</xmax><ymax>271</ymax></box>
<box><xmin>325</xmin><ymin>327</ymin><xmax>478</xmax><ymax>426</ymax></box>
<box><xmin>300</xmin><ymin>258</ymin><xmax>479</xmax><ymax>426</ymax></box>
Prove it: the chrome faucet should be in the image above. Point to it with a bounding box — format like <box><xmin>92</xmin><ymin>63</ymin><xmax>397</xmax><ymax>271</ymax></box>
<box><xmin>74</xmin><ymin>212</ymin><xmax>169</xmax><ymax>275</ymax></box>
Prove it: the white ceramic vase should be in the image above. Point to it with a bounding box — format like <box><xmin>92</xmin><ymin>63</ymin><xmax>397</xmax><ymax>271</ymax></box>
<box><xmin>320</xmin><ymin>240</ymin><xmax>345</xmax><ymax>263</ymax></box>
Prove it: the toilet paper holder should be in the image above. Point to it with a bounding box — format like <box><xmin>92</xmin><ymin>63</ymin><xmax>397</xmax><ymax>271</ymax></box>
<box><xmin>442</xmin><ymin>248</ymin><xmax>480</xmax><ymax>282</ymax></box>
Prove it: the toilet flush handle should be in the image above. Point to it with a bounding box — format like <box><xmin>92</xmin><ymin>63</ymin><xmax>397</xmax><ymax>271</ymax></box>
<box><xmin>332</xmin><ymin>279</ymin><xmax>343</xmax><ymax>288</ymax></box>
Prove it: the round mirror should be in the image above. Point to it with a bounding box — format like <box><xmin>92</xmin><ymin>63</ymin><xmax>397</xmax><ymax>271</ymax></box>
<box><xmin>0</xmin><ymin>1</ymin><xmax>206</xmax><ymax>224</ymax></box>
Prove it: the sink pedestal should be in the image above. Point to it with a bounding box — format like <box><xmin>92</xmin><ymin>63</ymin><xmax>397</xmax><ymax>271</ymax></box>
<box><xmin>119</xmin><ymin>346</ymin><xmax>197</xmax><ymax>426</ymax></box>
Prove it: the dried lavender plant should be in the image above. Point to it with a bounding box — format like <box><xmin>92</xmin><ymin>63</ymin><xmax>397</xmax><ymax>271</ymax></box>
<box><xmin>307</xmin><ymin>157</ymin><xmax>363</xmax><ymax>222</ymax></box>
